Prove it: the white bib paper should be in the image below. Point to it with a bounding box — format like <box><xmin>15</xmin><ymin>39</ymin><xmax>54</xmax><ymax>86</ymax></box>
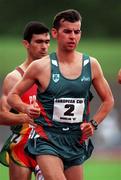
<box><xmin>53</xmin><ymin>98</ymin><xmax>85</xmax><ymax>123</ymax></box>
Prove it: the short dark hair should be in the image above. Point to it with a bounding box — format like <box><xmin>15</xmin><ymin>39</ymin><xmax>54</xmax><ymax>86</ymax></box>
<box><xmin>23</xmin><ymin>21</ymin><xmax>49</xmax><ymax>42</ymax></box>
<box><xmin>52</xmin><ymin>9</ymin><xmax>82</xmax><ymax>29</ymax></box>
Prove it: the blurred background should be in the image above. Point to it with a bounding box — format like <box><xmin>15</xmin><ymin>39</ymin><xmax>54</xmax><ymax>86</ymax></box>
<box><xmin>0</xmin><ymin>0</ymin><xmax>121</xmax><ymax>179</ymax></box>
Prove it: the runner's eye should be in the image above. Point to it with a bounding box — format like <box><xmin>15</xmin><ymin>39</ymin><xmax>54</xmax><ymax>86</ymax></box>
<box><xmin>74</xmin><ymin>30</ymin><xmax>81</xmax><ymax>34</ymax></box>
<box><xmin>45</xmin><ymin>40</ymin><xmax>50</xmax><ymax>44</ymax></box>
<box><xmin>63</xmin><ymin>29</ymin><xmax>81</xmax><ymax>34</ymax></box>
<box><xmin>63</xmin><ymin>29</ymin><xmax>72</xmax><ymax>34</ymax></box>
<box><xmin>35</xmin><ymin>40</ymin><xmax>50</xmax><ymax>44</ymax></box>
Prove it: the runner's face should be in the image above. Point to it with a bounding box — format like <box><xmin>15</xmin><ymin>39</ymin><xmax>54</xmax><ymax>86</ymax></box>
<box><xmin>52</xmin><ymin>21</ymin><xmax>81</xmax><ymax>52</ymax></box>
<box><xmin>28</xmin><ymin>33</ymin><xmax>50</xmax><ymax>60</ymax></box>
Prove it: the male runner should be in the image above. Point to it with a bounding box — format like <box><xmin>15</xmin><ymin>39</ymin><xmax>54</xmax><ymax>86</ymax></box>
<box><xmin>8</xmin><ymin>10</ymin><xmax>114</xmax><ymax>180</ymax></box>
<box><xmin>0</xmin><ymin>21</ymin><xmax>50</xmax><ymax>180</ymax></box>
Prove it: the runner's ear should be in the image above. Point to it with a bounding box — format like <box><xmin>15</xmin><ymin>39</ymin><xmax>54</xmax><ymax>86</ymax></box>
<box><xmin>51</xmin><ymin>28</ymin><xmax>57</xmax><ymax>39</ymax></box>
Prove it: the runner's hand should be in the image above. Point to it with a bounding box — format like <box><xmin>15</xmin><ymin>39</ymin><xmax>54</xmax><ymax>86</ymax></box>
<box><xmin>26</xmin><ymin>95</ymin><xmax>41</xmax><ymax>118</ymax></box>
<box><xmin>80</xmin><ymin>122</ymin><xmax>94</xmax><ymax>141</ymax></box>
<box><xmin>17</xmin><ymin>113</ymin><xmax>37</xmax><ymax>127</ymax></box>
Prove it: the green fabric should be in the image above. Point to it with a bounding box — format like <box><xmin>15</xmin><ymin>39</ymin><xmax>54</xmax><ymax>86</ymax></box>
<box><xmin>0</xmin><ymin>134</ymin><xmax>13</xmax><ymax>166</ymax></box>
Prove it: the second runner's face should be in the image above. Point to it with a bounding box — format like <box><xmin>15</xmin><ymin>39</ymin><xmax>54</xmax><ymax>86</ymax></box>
<box><xmin>28</xmin><ymin>33</ymin><xmax>50</xmax><ymax>60</ymax></box>
<box><xmin>52</xmin><ymin>20</ymin><xmax>81</xmax><ymax>52</ymax></box>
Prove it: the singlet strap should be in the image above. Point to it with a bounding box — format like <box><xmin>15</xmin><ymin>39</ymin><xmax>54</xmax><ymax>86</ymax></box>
<box><xmin>50</xmin><ymin>52</ymin><xmax>59</xmax><ymax>73</ymax></box>
<box><xmin>16</xmin><ymin>67</ymin><xmax>24</xmax><ymax>77</ymax></box>
<box><xmin>82</xmin><ymin>53</ymin><xmax>91</xmax><ymax>80</ymax></box>
<box><xmin>83</xmin><ymin>53</ymin><xmax>90</xmax><ymax>60</ymax></box>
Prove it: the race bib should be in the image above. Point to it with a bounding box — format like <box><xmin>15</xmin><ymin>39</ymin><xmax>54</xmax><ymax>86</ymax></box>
<box><xmin>53</xmin><ymin>98</ymin><xmax>85</xmax><ymax>123</ymax></box>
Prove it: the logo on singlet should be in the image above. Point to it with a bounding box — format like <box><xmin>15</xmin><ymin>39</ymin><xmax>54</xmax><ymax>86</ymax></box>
<box><xmin>52</xmin><ymin>74</ymin><xmax>60</xmax><ymax>83</ymax></box>
<box><xmin>52</xmin><ymin>59</ymin><xmax>58</xmax><ymax>66</ymax></box>
<box><xmin>84</xmin><ymin>59</ymin><xmax>89</xmax><ymax>66</ymax></box>
<box><xmin>81</xmin><ymin>77</ymin><xmax>90</xmax><ymax>82</ymax></box>
<box><xmin>62</xmin><ymin>127</ymin><xmax>69</xmax><ymax>131</ymax></box>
